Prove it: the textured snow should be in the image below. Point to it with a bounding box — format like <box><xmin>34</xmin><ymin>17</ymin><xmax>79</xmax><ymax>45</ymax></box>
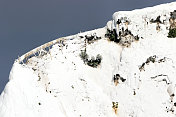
<box><xmin>1</xmin><ymin>2</ymin><xmax>176</xmax><ymax>117</ymax></box>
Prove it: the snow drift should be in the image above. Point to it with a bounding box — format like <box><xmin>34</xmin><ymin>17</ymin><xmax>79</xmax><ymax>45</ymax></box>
<box><xmin>1</xmin><ymin>2</ymin><xmax>176</xmax><ymax>117</ymax></box>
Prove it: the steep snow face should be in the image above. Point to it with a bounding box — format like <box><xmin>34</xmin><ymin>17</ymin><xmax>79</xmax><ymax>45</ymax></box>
<box><xmin>1</xmin><ymin>2</ymin><xmax>176</xmax><ymax>117</ymax></box>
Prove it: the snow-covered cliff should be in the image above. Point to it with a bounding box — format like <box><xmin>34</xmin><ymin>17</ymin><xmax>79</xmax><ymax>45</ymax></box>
<box><xmin>1</xmin><ymin>2</ymin><xmax>176</xmax><ymax>117</ymax></box>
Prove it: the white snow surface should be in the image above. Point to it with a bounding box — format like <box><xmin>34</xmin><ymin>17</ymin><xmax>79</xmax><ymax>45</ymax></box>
<box><xmin>1</xmin><ymin>2</ymin><xmax>176</xmax><ymax>117</ymax></box>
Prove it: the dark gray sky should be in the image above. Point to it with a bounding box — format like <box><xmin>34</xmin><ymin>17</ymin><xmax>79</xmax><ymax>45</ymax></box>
<box><xmin>0</xmin><ymin>0</ymin><xmax>175</xmax><ymax>93</ymax></box>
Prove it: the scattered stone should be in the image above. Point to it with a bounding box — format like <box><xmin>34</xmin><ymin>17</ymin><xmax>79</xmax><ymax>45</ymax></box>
<box><xmin>112</xmin><ymin>102</ymin><xmax>118</xmax><ymax>114</ymax></box>
<box><xmin>85</xmin><ymin>33</ymin><xmax>101</xmax><ymax>43</ymax></box>
<box><xmin>174</xmin><ymin>102</ymin><xmax>176</xmax><ymax>107</ymax></box>
<box><xmin>169</xmin><ymin>10</ymin><xmax>176</xmax><ymax>30</ymax></box>
<box><xmin>32</xmin><ymin>68</ymin><xmax>37</xmax><ymax>71</ymax></box>
<box><xmin>133</xmin><ymin>90</ymin><xmax>136</xmax><ymax>95</ymax></box>
<box><xmin>139</xmin><ymin>55</ymin><xmax>168</xmax><ymax>72</ymax></box>
<box><xmin>71</xmin><ymin>85</ymin><xmax>74</xmax><ymax>89</ymax></box>
<box><xmin>113</xmin><ymin>74</ymin><xmax>126</xmax><ymax>86</ymax></box>
<box><xmin>79</xmin><ymin>36</ymin><xmax>84</xmax><ymax>38</ymax></box>
<box><xmin>150</xmin><ymin>16</ymin><xmax>162</xmax><ymax>24</ymax></box>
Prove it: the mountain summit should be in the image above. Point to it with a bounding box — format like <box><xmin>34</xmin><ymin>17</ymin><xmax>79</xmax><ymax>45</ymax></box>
<box><xmin>1</xmin><ymin>2</ymin><xmax>176</xmax><ymax>117</ymax></box>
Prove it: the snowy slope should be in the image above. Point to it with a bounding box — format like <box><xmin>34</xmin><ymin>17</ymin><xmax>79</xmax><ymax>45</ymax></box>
<box><xmin>1</xmin><ymin>2</ymin><xmax>176</xmax><ymax>117</ymax></box>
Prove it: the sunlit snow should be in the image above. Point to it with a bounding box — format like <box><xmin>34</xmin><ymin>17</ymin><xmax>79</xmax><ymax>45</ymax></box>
<box><xmin>1</xmin><ymin>2</ymin><xmax>176</xmax><ymax>117</ymax></box>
